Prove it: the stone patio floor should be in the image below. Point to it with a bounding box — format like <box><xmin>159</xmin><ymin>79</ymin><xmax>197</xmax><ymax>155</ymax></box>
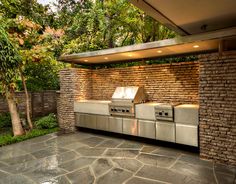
<box><xmin>0</xmin><ymin>131</ymin><xmax>235</xmax><ymax>184</ymax></box>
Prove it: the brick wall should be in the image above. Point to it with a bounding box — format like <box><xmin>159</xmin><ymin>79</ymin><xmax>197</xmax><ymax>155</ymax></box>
<box><xmin>199</xmin><ymin>51</ymin><xmax>236</xmax><ymax>166</ymax></box>
<box><xmin>0</xmin><ymin>91</ymin><xmax>57</xmax><ymax>118</ymax></box>
<box><xmin>91</xmin><ymin>62</ymin><xmax>199</xmax><ymax>104</ymax></box>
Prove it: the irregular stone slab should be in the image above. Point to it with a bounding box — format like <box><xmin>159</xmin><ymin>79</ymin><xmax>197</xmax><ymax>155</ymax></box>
<box><xmin>118</xmin><ymin>141</ymin><xmax>143</xmax><ymax>149</ymax></box>
<box><xmin>59</xmin><ymin>157</ymin><xmax>95</xmax><ymax>172</ymax></box>
<box><xmin>2</xmin><ymin>155</ymin><xmax>68</xmax><ymax>174</ymax></box>
<box><xmin>0</xmin><ymin>161</ymin><xmax>8</xmax><ymax>168</ymax></box>
<box><xmin>151</xmin><ymin>147</ymin><xmax>182</xmax><ymax>158</ymax></box>
<box><xmin>0</xmin><ymin>170</ymin><xmax>8</xmax><ymax>178</ymax></box>
<box><xmin>137</xmin><ymin>153</ymin><xmax>176</xmax><ymax>168</ymax></box>
<box><xmin>24</xmin><ymin>166</ymin><xmax>66</xmax><ymax>183</ymax></box>
<box><xmin>91</xmin><ymin>158</ymin><xmax>113</xmax><ymax>177</ymax></box>
<box><xmin>79</xmin><ymin>137</ymin><xmax>105</xmax><ymax>147</ymax></box>
<box><xmin>0</xmin><ymin>149</ymin><xmax>27</xmax><ymax>160</ymax></box>
<box><xmin>26</xmin><ymin>133</ymin><xmax>56</xmax><ymax>144</ymax></box>
<box><xmin>97</xmin><ymin>167</ymin><xmax>132</xmax><ymax>184</ymax></box>
<box><xmin>170</xmin><ymin>161</ymin><xmax>216</xmax><ymax>184</ymax></box>
<box><xmin>66</xmin><ymin>167</ymin><xmax>94</xmax><ymax>184</ymax></box>
<box><xmin>96</xmin><ymin>139</ymin><xmax>122</xmax><ymax>148</ymax></box>
<box><xmin>1</xmin><ymin>154</ymin><xmax>35</xmax><ymax>165</ymax></box>
<box><xmin>136</xmin><ymin>165</ymin><xmax>201</xmax><ymax>184</ymax></box>
<box><xmin>42</xmin><ymin>175</ymin><xmax>71</xmax><ymax>184</ymax></box>
<box><xmin>140</xmin><ymin>146</ymin><xmax>158</xmax><ymax>153</ymax></box>
<box><xmin>126</xmin><ymin>177</ymin><xmax>164</xmax><ymax>184</ymax></box>
<box><xmin>179</xmin><ymin>154</ymin><xmax>213</xmax><ymax>168</ymax></box>
<box><xmin>112</xmin><ymin>158</ymin><xmax>142</xmax><ymax>173</ymax></box>
<box><xmin>76</xmin><ymin>147</ymin><xmax>106</xmax><ymax>156</ymax></box>
<box><xmin>49</xmin><ymin>151</ymin><xmax>79</xmax><ymax>164</ymax></box>
<box><xmin>215</xmin><ymin>172</ymin><xmax>236</xmax><ymax>184</ymax></box>
<box><xmin>104</xmin><ymin>149</ymin><xmax>139</xmax><ymax>158</ymax></box>
<box><xmin>63</xmin><ymin>142</ymin><xmax>87</xmax><ymax>150</ymax></box>
<box><xmin>31</xmin><ymin>147</ymin><xmax>68</xmax><ymax>159</ymax></box>
<box><xmin>214</xmin><ymin>163</ymin><xmax>236</xmax><ymax>176</ymax></box>
<box><xmin>0</xmin><ymin>174</ymin><xmax>36</xmax><ymax>184</ymax></box>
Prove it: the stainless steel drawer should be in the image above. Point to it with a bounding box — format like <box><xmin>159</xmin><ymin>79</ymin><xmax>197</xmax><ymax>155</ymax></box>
<box><xmin>156</xmin><ymin>121</ymin><xmax>175</xmax><ymax>143</ymax></box>
<box><xmin>96</xmin><ymin>115</ymin><xmax>109</xmax><ymax>131</ymax></box>
<box><xmin>123</xmin><ymin>118</ymin><xmax>138</xmax><ymax>136</ymax></box>
<box><xmin>108</xmin><ymin>117</ymin><xmax>123</xmax><ymax>133</ymax></box>
<box><xmin>138</xmin><ymin>120</ymin><xmax>156</xmax><ymax>139</ymax></box>
<box><xmin>176</xmin><ymin>124</ymin><xmax>198</xmax><ymax>147</ymax></box>
<box><xmin>75</xmin><ymin>113</ymin><xmax>96</xmax><ymax>129</ymax></box>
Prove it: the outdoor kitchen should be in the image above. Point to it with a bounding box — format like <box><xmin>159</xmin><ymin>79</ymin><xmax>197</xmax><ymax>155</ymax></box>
<box><xmin>74</xmin><ymin>86</ymin><xmax>199</xmax><ymax>147</ymax></box>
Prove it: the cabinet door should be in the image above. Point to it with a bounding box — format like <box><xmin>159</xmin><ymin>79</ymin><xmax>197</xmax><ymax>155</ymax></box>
<box><xmin>138</xmin><ymin>120</ymin><xmax>156</xmax><ymax>139</ymax></box>
<box><xmin>96</xmin><ymin>115</ymin><xmax>109</xmax><ymax>131</ymax></box>
<box><xmin>75</xmin><ymin>113</ymin><xmax>96</xmax><ymax>129</ymax></box>
<box><xmin>123</xmin><ymin>118</ymin><xmax>138</xmax><ymax>136</ymax></box>
<box><xmin>108</xmin><ymin>117</ymin><xmax>123</xmax><ymax>133</ymax></box>
<box><xmin>176</xmin><ymin>124</ymin><xmax>198</xmax><ymax>147</ymax></box>
<box><xmin>156</xmin><ymin>121</ymin><xmax>175</xmax><ymax>143</ymax></box>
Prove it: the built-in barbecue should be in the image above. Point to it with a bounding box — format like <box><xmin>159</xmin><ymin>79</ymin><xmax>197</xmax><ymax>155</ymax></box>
<box><xmin>109</xmin><ymin>86</ymin><xmax>146</xmax><ymax>117</ymax></box>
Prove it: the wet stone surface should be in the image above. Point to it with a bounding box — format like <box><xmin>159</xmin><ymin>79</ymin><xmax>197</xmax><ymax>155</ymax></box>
<box><xmin>0</xmin><ymin>131</ymin><xmax>235</xmax><ymax>184</ymax></box>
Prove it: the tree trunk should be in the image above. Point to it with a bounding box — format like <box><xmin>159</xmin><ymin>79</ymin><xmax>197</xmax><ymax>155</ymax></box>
<box><xmin>19</xmin><ymin>68</ymin><xmax>33</xmax><ymax>129</ymax></box>
<box><xmin>6</xmin><ymin>91</ymin><xmax>25</xmax><ymax>136</ymax></box>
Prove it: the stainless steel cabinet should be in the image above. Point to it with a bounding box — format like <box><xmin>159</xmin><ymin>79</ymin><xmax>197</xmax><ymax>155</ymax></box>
<box><xmin>156</xmin><ymin>121</ymin><xmax>175</xmax><ymax>143</ymax></box>
<box><xmin>108</xmin><ymin>117</ymin><xmax>123</xmax><ymax>133</ymax></box>
<box><xmin>176</xmin><ymin>124</ymin><xmax>198</xmax><ymax>147</ymax></box>
<box><xmin>75</xmin><ymin>113</ymin><xmax>96</xmax><ymax>129</ymax></box>
<box><xmin>138</xmin><ymin>120</ymin><xmax>156</xmax><ymax>139</ymax></box>
<box><xmin>123</xmin><ymin>118</ymin><xmax>138</xmax><ymax>136</ymax></box>
<box><xmin>96</xmin><ymin>115</ymin><xmax>109</xmax><ymax>131</ymax></box>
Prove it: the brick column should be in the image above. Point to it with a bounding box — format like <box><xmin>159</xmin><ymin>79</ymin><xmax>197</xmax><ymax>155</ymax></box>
<box><xmin>199</xmin><ymin>51</ymin><xmax>236</xmax><ymax>166</ymax></box>
<box><xmin>57</xmin><ymin>68</ymin><xmax>92</xmax><ymax>133</ymax></box>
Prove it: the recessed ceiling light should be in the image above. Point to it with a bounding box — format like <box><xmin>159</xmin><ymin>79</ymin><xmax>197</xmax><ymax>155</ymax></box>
<box><xmin>193</xmin><ymin>45</ymin><xmax>199</xmax><ymax>48</ymax></box>
<box><xmin>157</xmin><ymin>50</ymin><xmax>162</xmax><ymax>53</ymax></box>
<box><xmin>84</xmin><ymin>59</ymin><xmax>88</xmax><ymax>62</ymax></box>
<box><xmin>104</xmin><ymin>57</ymin><xmax>108</xmax><ymax>60</ymax></box>
<box><xmin>128</xmin><ymin>54</ymin><xmax>133</xmax><ymax>57</ymax></box>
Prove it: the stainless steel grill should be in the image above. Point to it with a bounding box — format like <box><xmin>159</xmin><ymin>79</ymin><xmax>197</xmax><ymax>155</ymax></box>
<box><xmin>109</xmin><ymin>86</ymin><xmax>146</xmax><ymax>117</ymax></box>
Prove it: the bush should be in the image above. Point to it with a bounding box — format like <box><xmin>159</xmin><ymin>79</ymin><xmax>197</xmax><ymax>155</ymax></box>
<box><xmin>0</xmin><ymin>128</ymin><xmax>59</xmax><ymax>146</ymax></box>
<box><xmin>0</xmin><ymin>113</ymin><xmax>11</xmax><ymax>128</ymax></box>
<box><xmin>35</xmin><ymin>113</ymin><xmax>58</xmax><ymax>129</ymax></box>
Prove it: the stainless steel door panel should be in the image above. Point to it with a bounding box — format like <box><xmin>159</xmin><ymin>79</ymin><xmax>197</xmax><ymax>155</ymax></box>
<box><xmin>96</xmin><ymin>115</ymin><xmax>109</xmax><ymax>131</ymax></box>
<box><xmin>123</xmin><ymin>118</ymin><xmax>138</xmax><ymax>136</ymax></box>
<box><xmin>108</xmin><ymin>117</ymin><xmax>123</xmax><ymax>133</ymax></box>
<box><xmin>138</xmin><ymin>120</ymin><xmax>156</xmax><ymax>139</ymax></box>
<box><xmin>156</xmin><ymin>121</ymin><xmax>175</xmax><ymax>143</ymax></box>
<box><xmin>176</xmin><ymin>124</ymin><xmax>198</xmax><ymax>147</ymax></box>
<box><xmin>76</xmin><ymin>113</ymin><xmax>96</xmax><ymax>129</ymax></box>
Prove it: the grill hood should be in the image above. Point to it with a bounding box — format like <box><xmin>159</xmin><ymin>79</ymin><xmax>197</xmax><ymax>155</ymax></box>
<box><xmin>111</xmin><ymin>86</ymin><xmax>146</xmax><ymax>103</ymax></box>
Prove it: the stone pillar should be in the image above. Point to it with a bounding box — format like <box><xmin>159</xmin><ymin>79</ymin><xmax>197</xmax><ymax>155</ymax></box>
<box><xmin>199</xmin><ymin>51</ymin><xmax>236</xmax><ymax>166</ymax></box>
<box><xmin>57</xmin><ymin>68</ymin><xmax>92</xmax><ymax>133</ymax></box>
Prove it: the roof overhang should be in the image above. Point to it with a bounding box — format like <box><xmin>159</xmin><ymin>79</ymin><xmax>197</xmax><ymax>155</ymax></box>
<box><xmin>129</xmin><ymin>0</ymin><xmax>236</xmax><ymax>36</ymax></box>
<box><xmin>59</xmin><ymin>27</ymin><xmax>236</xmax><ymax>64</ymax></box>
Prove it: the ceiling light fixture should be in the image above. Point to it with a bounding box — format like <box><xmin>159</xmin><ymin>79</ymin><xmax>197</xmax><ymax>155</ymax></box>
<box><xmin>128</xmin><ymin>54</ymin><xmax>133</xmax><ymax>57</ymax></box>
<box><xmin>104</xmin><ymin>57</ymin><xmax>108</xmax><ymax>60</ymax></box>
<box><xmin>84</xmin><ymin>60</ymin><xmax>88</xmax><ymax>62</ymax></box>
<box><xmin>157</xmin><ymin>50</ymin><xmax>162</xmax><ymax>53</ymax></box>
<box><xmin>193</xmin><ymin>45</ymin><xmax>199</xmax><ymax>48</ymax></box>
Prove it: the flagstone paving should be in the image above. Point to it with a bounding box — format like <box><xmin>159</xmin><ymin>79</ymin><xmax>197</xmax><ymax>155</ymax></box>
<box><xmin>0</xmin><ymin>131</ymin><xmax>235</xmax><ymax>184</ymax></box>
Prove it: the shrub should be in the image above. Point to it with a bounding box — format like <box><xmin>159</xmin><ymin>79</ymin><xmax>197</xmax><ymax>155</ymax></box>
<box><xmin>0</xmin><ymin>113</ymin><xmax>11</xmax><ymax>128</ymax></box>
<box><xmin>35</xmin><ymin>113</ymin><xmax>58</xmax><ymax>129</ymax></box>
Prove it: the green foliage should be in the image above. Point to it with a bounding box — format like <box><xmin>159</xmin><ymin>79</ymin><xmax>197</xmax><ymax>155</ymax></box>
<box><xmin>0</xmin><ymin>127</ymin><xmax>58</xmax><ymax>146</ymax></box>
<box><xmin>0</xmin><ymin>22</ymin><xmax>21</xmax><ymax>93</ymax></box>
<box><xmin>0</xmin><ymin>113</ymin><xmax>11</xmax><ymax>128</ymax></box>
<box><xmin>35</xmin><ymin>113</ymin><xmax>58</xmax><ymax>129</ymax></box>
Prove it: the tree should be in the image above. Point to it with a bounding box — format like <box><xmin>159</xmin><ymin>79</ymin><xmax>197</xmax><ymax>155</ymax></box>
<box><xmin>0</xmin><ymin>24</ymin><xmax>25</xmax><ymax>136</ymax></box>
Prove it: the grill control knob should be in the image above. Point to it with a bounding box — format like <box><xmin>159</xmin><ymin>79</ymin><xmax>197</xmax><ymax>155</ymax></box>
<box><xmin>159</xmin><ymin>112</ymin><xmax>162</xmax><ymax>116</ymax></box>
<box><xmin>111</xmin><ymin>109</ymin><xmax>114</xmax><ymax>111</ymax></box>
<box><xmin>165</xmin><ymin>112</ymin><xmax>168</xmax><ymax>116</ymax></box>
<box><xmin>126</xmin><ymin>109</ymin><xmax>130</xmax><ymax>113</ymax></box>
<box><xmin>122</xmin><ymin>110</ymin><xmax>125</xmax><ymax>112</ymax></box>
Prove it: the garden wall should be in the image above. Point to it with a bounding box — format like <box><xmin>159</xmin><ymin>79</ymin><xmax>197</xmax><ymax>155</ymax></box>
<box><xmin>0</xmin><ymin>90</ymin><xmax>57</xmax><ymax>118</ymax></box>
